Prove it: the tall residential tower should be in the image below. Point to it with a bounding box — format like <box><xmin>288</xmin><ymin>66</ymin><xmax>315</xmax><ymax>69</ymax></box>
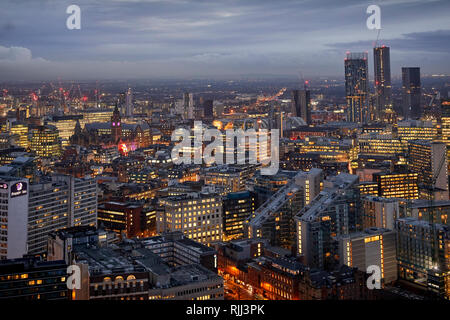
<box><xmin>345</xmin><ymin>52</ymin><xmax>369</xmax><ymax>124</ymax></box>
<box><xmin>402</xmin><ymin>67</ymin><xmax>421</xmax><ymax>119</ymax></box>
<box><xmin>373</xmin><ymin>46</ymin><xmax>392</xmax><ymax>121</ymax></box>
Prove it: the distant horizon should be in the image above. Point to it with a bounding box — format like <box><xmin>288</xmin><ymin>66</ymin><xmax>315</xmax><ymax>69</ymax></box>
<box><xmin>0</xmin><ymin>73</ymin><xmax>448</xmax><ymax>85</ymax></box>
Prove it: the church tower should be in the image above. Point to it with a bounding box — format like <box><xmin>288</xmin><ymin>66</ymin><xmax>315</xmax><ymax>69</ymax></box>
<box><xmin>111</xmin><ymin>103</ymin><xmax>122</xmax><ymax>143</ymax></box>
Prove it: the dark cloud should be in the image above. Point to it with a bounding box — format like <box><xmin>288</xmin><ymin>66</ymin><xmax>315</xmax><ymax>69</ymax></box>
<box><xmin>328</xmin><ymin>30</ymin><xmax>450</xmax><ymax>53</ymax></box>
<box><xmin>0</xmin><ymin>0</ymin><xmax>449</xmax><ymax>80</ymax></box>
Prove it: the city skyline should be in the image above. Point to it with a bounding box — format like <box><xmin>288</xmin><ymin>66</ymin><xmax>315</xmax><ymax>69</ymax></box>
<box><xmin>0</xmin><ymin>0</ymin><xmax>450</xmax><ymax>304</ymax></box>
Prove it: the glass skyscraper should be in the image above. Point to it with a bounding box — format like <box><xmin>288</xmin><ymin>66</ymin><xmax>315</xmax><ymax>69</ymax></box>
<box><xmin>345</xmin><ymin>52</ymin><xmax>369</xmax><ymax>124</ymax></box>
<box><xmin>374</xmin><ymin>46</ymin><xmax>392</xmax><ymax>120</ymax></box>
<box><xmin>402</xmin><ymin>67</ymin><xmax>421</xmax><ymax>119</ymax></box>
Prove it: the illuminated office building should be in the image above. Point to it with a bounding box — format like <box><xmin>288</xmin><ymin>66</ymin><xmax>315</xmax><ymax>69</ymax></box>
<box><xmin>128</xmin><ymin>168</ymin><xmax>158</xmax><ymax>184</ymax></box>
<box><xmin>399</xmin><ymin>199</ymin><xmax>450</xmax><ymax>226</ymax></box>
<box><xmin>402</xmin><ymin>67</ymin><xmax>421</xmax><ymax>119</ymax></box>
<box><xmin>157</xmin><ymin>193</ymin><xmax>223</xmax><ymax>245</ymax></box>
<box><xmin>183</xmin><ymin>92</ymin><xmax>194</xmax><ymax>120</ymax></box>
<box><xmin>9</xmin><ymin>122</ymin><xmax>29</xmax><ymax>149</ymax></box>
<box><xmin>27</xmin><ymin>174</ymin><xmax>98</xmax><ymax>255</ymax></box>
<box><xmin>345</xmin><ymin>52</ymin><xmax>369</xmax><ymax>123</ymax></box>
<box><xmin>0</xmin><ymin>257</ymin><xmax>68</xmax><ymax>300</ymax></box>
<box><xmin>53</xmin><ymin>174</ymin><xmax>98</xmax><ymax>227</ymax></box>
<box><xmin>29</xmin><ymin>125</ymin><xmax>60</xmax><ymax>158</ymax></box>
<box><xmin>408</xmin><ymin>140</ymin><xmax>449</xmax><ymax>200</ymax></box>
<box><xmin>373</xmin><ymin>172</ymin><xmax>419</xmax><ymax>199</ymax></box>
<box><xmin>292</xmin><ymin>89</ymin><xmax>311</xmax><ymax>124</ymax></box>
<box><xmin>338</xmin><ymin>227</ymin><xmax>397</xmax><ymax>285</ymax></box>
<box><xmin>358</xmin><ymin>133</ymin><xmax>407</xmax><ymax>156</ymax></box>
<box><xmin>396</xmin><ymin>217</ymin><xmax>450</xmax><ymax>299</ymax></box>
<box><xmin>27</xmin><ymin>179</ymin><xmax>69</xmax><ymax>254</ymax></box>
<box><xmin>439</xmin><ymin>99</ymin><xmax>450</xmax><ymax>172</ymax></box>
<box><xmin>295</xmin><ymin>174</ymin><xmax>360</xmax><ymax>269</ymax></box>
<box><xmin>397</xmin><ymin>120</ymin><xmax>437</xmax><ymax>143</ymax></box>
<box><xmin>358</xmin><ymin>182</ymin><xmax>379</xmax><ymax>197</ymax></box>
<box><xmin>221</xmin><ymin>129</ymin><xmax>273</xmax><ymax>166</ymax></box>
<box><xmin>362</xmin><ymin>196</ymin><xmax>399</xmax><ymax>230</ymax></box>
<box><xmin>373</xmin><ymin>46</ymin><xmax>392</xmax><ymax>121</ymax></box>
<box><xmin>253</xmin><ymin>170</ymin><xmax>294</xmax><ymax>206</ymax></box>
<box><xmin>0</xmin><ymin>177</ymin><xmax>29</xmax><ymax>260</ymax></box>
<box><xmin>299</xmin><ymin>137</ymin><xmax>354</xmax><ymax>159</ymax></box>
<box><xmin>222</xmin><ymin>191</ymin><xmax>256</xmax><ymax>240</ymax></box>
<box><xmin>78</xmin><ymin>108</ymin><xmax>114</xmax><ymax>126</ymax></box>
<box><xmin>295</xmin><ymin>168</ymin><xmax>324</xmax><ymax>205</ymax></box>
<box><xmin>97</xmin><ymin>201</ymin><xmax>144</xmax><ymax>238</ymax></box>
<box><xmin>245</xmin><ymin>171</ymin><xmax>307</xmax><ymax>249</ymax></box>
<box><xmin>203</xmin><ymin>164</ymin><xmax>257</xmax><ymax>193</ymax></box>
<box><xmin>48</xmin><ymin>115</ymin><xmax>83</xmax><ymax>147</ymax></box>
<box><xmin>440</xmin><ymin>99</ymin><xmax>450</xmax><ymax>144</ymax></box>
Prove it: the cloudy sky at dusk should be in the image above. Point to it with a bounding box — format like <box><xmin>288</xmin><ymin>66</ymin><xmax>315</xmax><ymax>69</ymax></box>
<box><xmin>0</xmin><ymin>0</ymin><xmax>449</xmax><ymax>80</ymax></box>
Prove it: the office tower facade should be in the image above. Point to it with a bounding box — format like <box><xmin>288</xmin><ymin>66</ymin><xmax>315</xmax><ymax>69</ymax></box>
<box><xmin>78</xmin><ymin>108</ymin><xmax>114</xmax><ymax>126</ymax></box>
<box><xmin>157</xmin><ymin>193</ymin><xmax>223</xmax><ymax>245</ymax></box>
<box><xmin>203</xmin><ymin>99</ymin><xmax>214</xmax><ymax>118</ymax></box>
<box><xmin>27</xmin><ymin>179</ymin><xmax>70</xmax><ymax>254</ymax></box>
<box><xmin>402</xmin><ymin>67</ymin><xmax>421</xmax><ymax>119</ymax></box>
<box><xmin>440</xmin><ymin>99</ymin><xmax>450</xmax><ymax>174</ymax></box>
<box><xmin>53</xmin><ymin>174</ymin><xmax>98</xmax><ymax>227</ymax></box>
<box><xmin>0</xmin><ymin>178</ymin><xmax>29</xmax><ymax>260</ymax></box>
<box><xmin>48</xmin><ymin>115</ymin><xmax>83</xmax><ymax>147</ymax></box>
<box><xmin>111</xmin><ymin>104</ymin><xmax>122</xmax><ymax>143</ymax></box>
<box><xmin>98</xmin><ymin>201</ymin><xmax>144</xmax><ymax>238</ymax></box>
<box><xmin>441</xmin><ymin>99</ymin><xmax>450</xmax><ymax>140</ymax></box>
<box><xmin>397</xmin><ymin>120</ymin><xmax>438</xmax><ymax>143</ymax></box>
<box><xmin>372</xmin><ymin>172</ymin><xmax>419</xmax><ymax>200</ymax></box>
<box><xmin>27</xmin><ymin>174</ymin><xmax>97</xmax><ymax>255</ymax></box>
<box><xmin>295</xmin><ymin>174</ymin><xmax>360</xmax><ymax>270</ymax></box>
<box><xmin>292</xmin><ymin>90</ymin><xmax>311</xmax><ymax>125</ymax></box>
<box><xmin>0</xmin><ymin>257</ymin><xmax>68</xmax><ymax>300</ymax></box>
<box><xmin>253</xmin><ymin>171</ymin><xmax>296</xmax><ymax>206</ymax></box>
<box><xmin>399</xmin><ymin>199</ymin><xmax>450</xmax><ymax>226</ymax></box>
<box><xmin>373</xmin><ymin>46</ymin><xmax>392</xmax><ymax>120</ymax></box>
<box><xmin>294</xmin><ymin>168</ymin><xmax>323</xmax><ymax>206</ymax></box>
<box><xmin>338</xmin><ymin>227</ymin><xmax>397</xmax><ymax>285</ymax></box>
<box><xmin>245</xmin><ymin>171</ymin><xmax>307</xmax><ymax>249</ymax></box>
<box><xmin>204</xmin><ymin>164</ymin><xmax>257</xmax><ymax>193</ymax></box>
<box><xmin>362</xmin><ymin>196</ymin><xmax>399</xmax><ymax>230</ymax></box>
<box><xmin>29</xmin><ymin>125</ymin><xmax>60</xmax><ymax>158</ymax></box>
<box><xmin>222</xmin><ymin>191</ymin><xmax>256</xmax><ymax>240</ymax></box>
<box><xmin>396</xmin><ymin>217</ymin><xmax>450</xmax><ymax>299</ymax></box>
<box><xmin>125</xmin><ymin>88</ymin><xmax>133</xmax><ymax>117</ymax></box>
<box><xmin>9</xmin><ymin>122</ymin><xmax>29</xmax><ymax>149</ymax></box>
<box><xmin>358</xmin><ymin>133</ymin><xmax>406</xmax><ymax>156</ymax></box>
<box><xmin>345</xmin><ymin>52</ymin><xmax>369</xmax><ymax>124</ymax></box>
<box><xmin>183</xmin><ymin>92</ymin><xmax>194</xmax><ymax>120</ymax></box>
<box><xmin>408</xmin><ymin>140</ymin><xmax>449</xmax><ymax>200</ymax></box>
